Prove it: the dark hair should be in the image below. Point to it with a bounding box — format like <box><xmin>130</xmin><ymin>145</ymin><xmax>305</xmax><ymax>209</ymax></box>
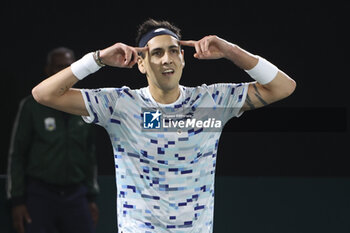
<box><xmin>46</xmin><ymin>47</ymin><xmax>75</xmax><ymax>65</ymax></box>
<box><xmin>135</xmin><ymin>18</ymin><xmax>181</xmax><ymax>46</ymax></box>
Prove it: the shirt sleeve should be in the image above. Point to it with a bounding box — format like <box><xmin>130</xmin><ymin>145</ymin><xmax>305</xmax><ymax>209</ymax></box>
<box><xmin>205</xmin><ymin>82</ymin><xmax>249</xmax><ymax>122</ymax></box>
<box><xmin>7</xmin><ymin>96</ymin><xmax>33</xmax><ymax>204</ymax></box>
<box><xmin>80</xmin><ymin>87</ymin><xmax>125</xmax><ymax>126</ymax></box>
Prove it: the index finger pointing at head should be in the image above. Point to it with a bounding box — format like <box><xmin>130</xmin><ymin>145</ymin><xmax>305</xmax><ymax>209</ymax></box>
<box><xmin>179</xmin><ymin>40</ymin><xmax>197</xmax><ymax>47</ymax></box>
<box><xmin>135</xmin><ymin>46</ymin><xmax>148</xmax><ymax>53</ymax></box>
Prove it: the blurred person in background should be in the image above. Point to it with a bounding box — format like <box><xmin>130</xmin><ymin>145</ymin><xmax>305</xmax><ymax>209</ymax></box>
<box><xmin>7</xmin><ymin>47</ymin><xmax>99</xmax><ymax>233</ymax></box>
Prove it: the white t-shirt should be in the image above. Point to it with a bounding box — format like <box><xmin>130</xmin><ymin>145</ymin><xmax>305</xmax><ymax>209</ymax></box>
<box><xmin>81</xmin><ymin>83</ymin><xmax>248</xmax><ymax>233</ymax></box>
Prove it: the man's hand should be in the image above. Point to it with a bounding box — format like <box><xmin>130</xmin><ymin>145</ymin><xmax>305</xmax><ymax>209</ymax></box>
<box><xmin>12</xmin><ymin>205</ymin><xmax>32</xmax><ymax>233</ymax></box>
<box><xmin>88</xmin><ymin>202</ymin><xmax>99</xmax><ymax>226</ymax></box>
<box><xmin>180</xmin><ymin>36</ymin><xmax>234</xmax><ymax>60</ymax></box>
<box><xmin>99</xmin><ymin>43</ymin><xmax>148</xmax><ymax>68</ymax></box>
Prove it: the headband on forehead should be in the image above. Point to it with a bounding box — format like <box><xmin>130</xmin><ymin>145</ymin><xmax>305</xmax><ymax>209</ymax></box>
<box><xmin>138</xmin><ymin>28</ymin><xmax>179</xmax><ymax>48</ymax></box>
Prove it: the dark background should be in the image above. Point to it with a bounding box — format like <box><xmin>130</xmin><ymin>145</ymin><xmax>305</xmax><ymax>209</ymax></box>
<box><xmin>1</xmin><ymin>1</ymin><xmax>348</xmax><ymax>176</ymax></box>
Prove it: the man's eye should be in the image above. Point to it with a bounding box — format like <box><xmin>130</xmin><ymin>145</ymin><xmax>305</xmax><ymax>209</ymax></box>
<box><xmin>171</xmin><ymin>49</ymin><xmax>178</xmax><ymax>54</ymax></box>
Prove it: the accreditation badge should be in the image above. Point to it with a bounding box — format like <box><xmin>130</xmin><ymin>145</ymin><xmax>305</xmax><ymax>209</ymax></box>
<box><xmin>44</xmin><ymin>117</ymin><xmax>56</xmax><ymax>131</ymax></box>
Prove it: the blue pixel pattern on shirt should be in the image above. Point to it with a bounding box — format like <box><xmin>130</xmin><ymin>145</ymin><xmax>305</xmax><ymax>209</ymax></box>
<box><xmin>81</xmin><ymin>83</ymin><xmax>248</xmax><ymax>233</ymax></box>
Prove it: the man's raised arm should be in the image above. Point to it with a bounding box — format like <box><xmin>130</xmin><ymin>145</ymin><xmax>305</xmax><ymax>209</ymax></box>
<box><xmin>180</xmin><ymin>36</ymin><xmax>296</xmax><ymax>111</ymax></box>
<box><xmin>32</xmin><ymin>43</ymin><xmax>147</xmax><ymax>116</ymax></box>
<box><xmin>32</xmin><ymin>67</ymin><xmax>88</xmax><ymax>115</ymax></box>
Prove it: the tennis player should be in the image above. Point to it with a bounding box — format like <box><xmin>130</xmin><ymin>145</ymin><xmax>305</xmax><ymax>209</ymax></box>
<box><xmin>32</xmin><ymin>19</ymin><xmax>295</xmax><ymax>233</ymax></box>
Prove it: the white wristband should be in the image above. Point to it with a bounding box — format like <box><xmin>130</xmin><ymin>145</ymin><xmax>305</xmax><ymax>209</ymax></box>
<box><xmin>70</xmin><ymin>52</ymin><xmax>101</xmax><ymax>80</ymax></box>
<box><xmin>245</xmin><ymin>56</ymin><xmax>279</xmax><ymax>85</ymax></box>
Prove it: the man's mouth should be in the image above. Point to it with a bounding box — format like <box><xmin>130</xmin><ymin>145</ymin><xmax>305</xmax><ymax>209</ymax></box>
<box><xmin>162</xmin><ymin>69</ymin><xmax>175</xmax><ymax>76</ymax></box>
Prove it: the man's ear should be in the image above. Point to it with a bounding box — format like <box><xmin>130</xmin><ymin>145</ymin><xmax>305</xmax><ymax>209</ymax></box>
<box><xmin>137</xmin><ymin>56</ymin><xmax>146</xmax><ymax>74</ymax></box>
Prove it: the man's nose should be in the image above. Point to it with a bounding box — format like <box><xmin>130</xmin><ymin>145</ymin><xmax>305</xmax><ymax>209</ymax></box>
<box><xmin>162</xmin><ymin>52</ymin><xmax>173</xmax><ymax>65</ymax></box>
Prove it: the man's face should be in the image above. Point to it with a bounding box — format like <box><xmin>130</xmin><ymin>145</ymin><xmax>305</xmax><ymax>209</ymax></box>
<box><xmin>139</xmin><ymin>35</ymin><xmax>185</xmax><ymax>92</ymax></box>
<box><xmin>46</xmin><ymin>52</ymin><xmax>75</xmax><ymax>76</ymax></box>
